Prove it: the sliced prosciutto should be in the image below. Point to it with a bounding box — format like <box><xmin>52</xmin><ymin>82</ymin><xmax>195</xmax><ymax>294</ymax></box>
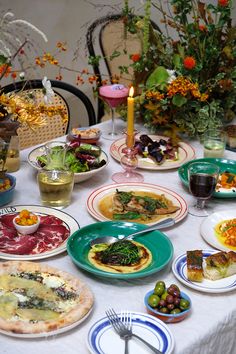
<box><xmin>0</xmin><ymin>214</ymin><xmax>70</xmax><ymax>255</ymax></box>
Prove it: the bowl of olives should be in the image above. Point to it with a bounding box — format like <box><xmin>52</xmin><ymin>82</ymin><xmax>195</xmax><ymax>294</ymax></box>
<box><xmin>144</xmin><ymin>280</ymin><xmax>191</xmax><ymax>323</ymax></box>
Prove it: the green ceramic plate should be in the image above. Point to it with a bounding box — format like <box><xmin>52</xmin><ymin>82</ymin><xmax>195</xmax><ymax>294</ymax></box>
<box><xmin>178</xmin><ymin>157</ymin><xmax>236</xmax><ymax>198</ymax></box>
<box><xmin>67</xmin><ymin>221</ymin><xmax>173</xmax><ymax>279</ymax></box>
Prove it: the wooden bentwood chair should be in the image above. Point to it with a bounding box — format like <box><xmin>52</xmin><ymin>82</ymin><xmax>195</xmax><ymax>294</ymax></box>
<box><xmin>2</xmin><ymin>80</ymin><xmax>96</xmax><ymax>149</ymax></box>
<box><xmin>86</xmin><ymin>13</ymin><xmax>161</xmax><ymax>123</ymax></box>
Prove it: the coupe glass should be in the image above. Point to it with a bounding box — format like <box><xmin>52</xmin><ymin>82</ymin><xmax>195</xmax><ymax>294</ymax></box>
<box><xmin>99</xmin><ymin>84</ymin><xmax>129</xmax><ymax>140</ymax></box>
<box><xmin>188</xmin><ymin>162</ymin><xmax>220</xmax><ymax>217</ymax></box>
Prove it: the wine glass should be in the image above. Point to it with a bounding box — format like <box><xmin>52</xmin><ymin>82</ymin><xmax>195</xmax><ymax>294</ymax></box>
<box><xmin>99</xmin><ymin>84</ymin><xmax>129</xmax><ymax>140</ymax></box>
<box><xmin>188</xmin><ymin>162</ymin><xmax>220</xmax><ymax>217</ymax></box>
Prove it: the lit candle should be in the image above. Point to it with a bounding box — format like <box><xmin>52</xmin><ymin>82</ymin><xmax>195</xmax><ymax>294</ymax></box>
<box><xmin>127</xmin><ymin>86</ymin><xmax>134</xmax><ymax>148</ymax></box>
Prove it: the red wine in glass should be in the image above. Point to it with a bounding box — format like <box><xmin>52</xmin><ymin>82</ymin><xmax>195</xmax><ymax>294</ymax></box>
<box><xmin>189</xmin><ymin>174</ymin><xmax>217</xmax><ymax>198</ymax></box>
<box><xmin>188</xmin><ymin>162</ymin><xmax>220</xmax><ymax>217</ymax></box>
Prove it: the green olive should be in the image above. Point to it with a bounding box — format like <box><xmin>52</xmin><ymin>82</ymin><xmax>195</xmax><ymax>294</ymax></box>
<box><xmin>179</xmin><ymin>298</ymin><xmax>190</xmax><ymax>310</ymax></box>
<box><xmin>171</xmin><ymin>308</ymin><xmax>181</xmax><ymax>315</ymax></box>
<box><xmin>148</xmin><ymin>294</ymin><xmax>160</xmax><ymax>308</ymax></box>
<box><xmin>159</xmin><ymin>307</ymin><xmax>169</xmax><ymax>314</ymax></box>
<box><xmin>154</xmin><ymin>284</ymin><xmax>165</xmax><ymax>296</ymax></box>
<box><xmin>155</xmin><ymin>281</ymin><xmax>165</xmax><ymax>288</ymax></box>
<box><xmin>161</xmin><ymin>291</ymin><xmax>168</xmax><ymax>300</ymax></box>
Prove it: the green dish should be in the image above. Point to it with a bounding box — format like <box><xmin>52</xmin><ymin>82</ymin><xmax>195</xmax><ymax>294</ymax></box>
<box><xmin>178</xmin><ymin>157</ymin><xmax>236</xmax><ymax>198</ymax></box>
<box><xmin>67</xmin><ymin>221</ymin><xmax>173</xmax><ymax>279</ymax></box>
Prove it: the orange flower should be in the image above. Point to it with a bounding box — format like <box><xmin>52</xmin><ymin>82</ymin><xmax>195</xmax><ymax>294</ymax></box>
<box><xmin>131</xmin><ymin>53</ymin><xmax>141</xmax><ymax>62</ymax></box>
<box><xmin>218</xmin><ymin>0</ymin><xmax>229</xmax><ymax>7</ymax></box>
<box><xmin>183</xmin><ymin>56</ymin><xmax>196</xmax><ymax>70</ymax></box>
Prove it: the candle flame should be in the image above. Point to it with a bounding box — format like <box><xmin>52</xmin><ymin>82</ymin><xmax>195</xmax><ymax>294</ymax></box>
<box><xmin>129</xmin><ymin>86</ymin><xmax>134</xmax><ymax>98</ymax></box>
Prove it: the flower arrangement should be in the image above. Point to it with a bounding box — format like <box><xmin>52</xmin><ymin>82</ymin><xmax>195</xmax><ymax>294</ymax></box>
<box><xmin>117</xmin><ymin>0</ymin><xmax>236</xmax><ymax>137</ymax></box>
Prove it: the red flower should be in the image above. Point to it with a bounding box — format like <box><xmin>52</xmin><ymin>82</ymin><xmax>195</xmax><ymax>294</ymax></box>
<box><xmin>131</xmin><ymin>53</ymin><xmax>141</xmax><ymax>62</ymax></box>
<box><xmin>199</xmin><ymin>24</ymin><xmax>207</xmax><ymax>32</ymax></box>
<box><xmin>183</xmin><ymin>56</ymin><xmax>196</xmax><ymax>70</ymax></box>
<box><xmin>218</xmin><ymin>0</ymin><xmax>229</xmax><ymax>7</ymax></box>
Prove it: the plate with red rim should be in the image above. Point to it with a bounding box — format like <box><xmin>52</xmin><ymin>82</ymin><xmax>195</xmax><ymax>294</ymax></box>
<box><xmin>87</xmin><ymin>182</ymin><xmax>188</xmax><ymax>225</ymax></box>
<box><xmin>0</xmin><ymin>205</ymin><xmax>79</xmax><ymax>260</ymax></box>
<box><xmin>110</xmin><ymin>134</ymin><xmax>195</xmax><ymax>170</ymax></box>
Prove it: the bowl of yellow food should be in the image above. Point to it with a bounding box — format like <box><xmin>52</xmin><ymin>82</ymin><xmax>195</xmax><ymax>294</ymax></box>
<box><xmin>13</xmin><ymin>209</ymin><xmax>40</xmax><ymax>235</ymax></box>
<box><xmin>0</xmin><ymin>173</ymin><xmax>16</xmax><ymax>207</ymax></box>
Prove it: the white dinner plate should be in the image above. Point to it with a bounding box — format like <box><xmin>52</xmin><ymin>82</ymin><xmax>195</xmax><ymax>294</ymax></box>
<box><xmin>200</xmin><ymin>210</ymin><xmax>236</xmax><ymax>252</ymax></box>
<box><xmin>87</xmin><ymin>311</ymin><xmax>174</xmax><ymax>354</ymax></box>
<box><xmin>110</xmin><ymin>134</ymin><xmax>195</xmax><ymax>170</ymax></box>
<box><xmin>0</xmin><ymin>205</ymin><xmax>79</xmax><ymax>260</ymax></box>
<box><xmin>172</xmin><ymin>250</ymin><xmax>236</xmax><ymax>293</ymax></box>
<box><xmin>87</xmin><ymin>182</ymin><xmax>188</xmax><ymax>225</ymax></box>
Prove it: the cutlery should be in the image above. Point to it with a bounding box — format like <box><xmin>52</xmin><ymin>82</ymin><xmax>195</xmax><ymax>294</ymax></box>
<box><xmin>106</xmin><ymin>308</ymin><xmax>163</xmax><ymax>354</ymax></box>
<box><xmin>90</xmin><ymin>217</ymin><xmax>175</xmax><ymax>246</ymax></box>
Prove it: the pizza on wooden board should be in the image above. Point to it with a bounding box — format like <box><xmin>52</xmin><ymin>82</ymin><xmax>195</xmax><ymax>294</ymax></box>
<box><xmin>0</xmin><ymin>261</ymin><xmax>94</xmax><ymax>334</ymax></box>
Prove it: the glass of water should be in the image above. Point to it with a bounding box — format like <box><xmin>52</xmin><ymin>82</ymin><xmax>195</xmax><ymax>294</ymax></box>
<box><xmin>203</xmin><ymin>129</ymin><xmax>226</xmax><ymax>158</ymax></box>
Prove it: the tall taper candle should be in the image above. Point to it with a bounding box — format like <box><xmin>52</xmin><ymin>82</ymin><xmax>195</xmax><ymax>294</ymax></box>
<box><xmin>127</xmin><ymin>86</ymin><xmax>134</xmax><ymax>148</ymax></box>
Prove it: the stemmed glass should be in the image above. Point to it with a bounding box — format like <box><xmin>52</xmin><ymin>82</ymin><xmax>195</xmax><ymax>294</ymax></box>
<box><xmin>188</xmin><ymin>162</ymin><xmax>220</xmax><ymax>217</ymax></box>
<box><xmin>99</xmin><ymin>84</ymin><xmax>129</xmax><ymax>140</ymax></box>
<box><xmin>112</xmin><ymin>130</ymin><xmax>144</xmax><ymax>183</ymax></box>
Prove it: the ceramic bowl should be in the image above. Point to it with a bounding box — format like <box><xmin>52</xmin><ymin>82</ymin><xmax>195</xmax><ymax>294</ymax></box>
<box><xmin>67</xmin><ymin>127</ymin><xmax>101</xmax><ymax>145</ymax></box>
<box><xmin>13</xmin><ymin>214</ymin><xmax>40</xmax><ymax>235</ymax></box>
<box><xmin>144</xmin><ymin>289</ymin><xmax>191</xmax><ymax>323</ymax></box>
<box><xmin>73</xmin><ymin>150</ymin><xmax>108</xmax><ymax>183</ymax></box>
<box><xmin>0</xmin><ymin>173</ymin><xmax>16</xmax><ymax>207</ymax></box>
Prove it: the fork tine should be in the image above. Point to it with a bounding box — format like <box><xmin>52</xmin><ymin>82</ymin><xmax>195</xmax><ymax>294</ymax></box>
<box><xmin>110</xmin><ymin>309</ymin><xmax>126</xmax><ymax>330</ymax></box>
<box><xmin>106</xmin><ymin>309</ymin><xmax>124</xmax><ymax>333</ymax></box>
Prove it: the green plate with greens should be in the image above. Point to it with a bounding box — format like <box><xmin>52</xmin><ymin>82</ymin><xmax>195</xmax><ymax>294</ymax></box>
<box><xmin>178</xmin><ymin>157</ymin><xmax>236</xmax><ymax>198</ymax></box>
<box><xmin>67</xmin><ymin>221</ymin><xmax>173</xmax><ymax>279</ymax></box>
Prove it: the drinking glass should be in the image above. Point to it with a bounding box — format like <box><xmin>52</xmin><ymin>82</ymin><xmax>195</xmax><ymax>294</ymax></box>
<box><xmin>203</xmin><ymin>129</ymin><xmax>226</xmax><ymax>158</ymax></box>
<box><xmin>44</xmin><ymin>141</ymin><xmax>68</xmax><ymax>170</ymax></box>
<box><xmin>188</xmin><ymin>162</ymin><xmax>220</xmax><ymax>217</ymax></box>
<box><xmin>37</xmin><ymin>169</ymin><xmax>74</xmax><ymax>209</ymax></box>
<box><xmin>99</xmin><ymin>84</ymin><xmax>129</xmax><ymax>140</ymax></box>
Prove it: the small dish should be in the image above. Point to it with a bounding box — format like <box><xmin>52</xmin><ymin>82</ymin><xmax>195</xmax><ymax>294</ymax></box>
<box><xmin>144</xmin><ymin>290</ymin><xmax>191</xmax><ymax>323</ymax></box>
<box><xmin>67</xmin><ymin>127</ymin><xmax>101</xmax><ymax>144</ymax></box>
<box><xmin>13</xmin><ymin>213</ymin><xmax>40</xmax><ymax>235</ymax></box>
<box><xmin>0</xmin><ymin>173</ymin><xmax>16</xmax><ymax>206</ymax></box>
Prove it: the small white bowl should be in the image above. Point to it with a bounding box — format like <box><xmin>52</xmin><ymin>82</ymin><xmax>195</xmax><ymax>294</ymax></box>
<box><xmin>13</xmin><ymin>215</ymin><xmax>40</xmax><ymax>235</ymax></box>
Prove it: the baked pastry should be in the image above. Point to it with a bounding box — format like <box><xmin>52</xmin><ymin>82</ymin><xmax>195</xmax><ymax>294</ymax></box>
<box><xmin>204</xmin><ymin>251</ymin><xmax>236</xmax><ymax>280</ymax></box>
<box><xmin>186</xmin><ymin>250</ymin><xmax>203</xmax><ymax>282</ymax></box>
<box><xmin>225</xmin><ymin>125</ymin><xmax>236</xmax><ymax>148</ymax></box>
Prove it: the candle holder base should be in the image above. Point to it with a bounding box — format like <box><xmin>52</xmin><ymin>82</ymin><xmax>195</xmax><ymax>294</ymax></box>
<box><xmin>112</xmin><ymin>145</ymin><xmax>144</xmax><ymax>183</ymax></box>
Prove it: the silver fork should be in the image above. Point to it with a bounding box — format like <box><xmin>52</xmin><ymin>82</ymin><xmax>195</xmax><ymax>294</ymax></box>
<box><xmin>105</xmin><ymin>309</ymin><xmax>163</xmax><ymax>354</ymax></box>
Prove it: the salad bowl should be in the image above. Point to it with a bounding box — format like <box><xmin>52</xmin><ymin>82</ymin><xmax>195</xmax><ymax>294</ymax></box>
<box><xmin>28</xmin><ymin>143</ymin><xmax>109</xmax><ymax>183</ymax></box>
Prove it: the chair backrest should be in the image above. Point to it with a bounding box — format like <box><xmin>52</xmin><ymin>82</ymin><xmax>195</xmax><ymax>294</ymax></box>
<box><xmin>2</xmin><ymin>80</ymin><xmax>96</xmax><ymax>149</ymax></box>
<box><xmin>86</xmin><ymin>14</ymin><xmax>161</xmax><ymax>122</ymax></box>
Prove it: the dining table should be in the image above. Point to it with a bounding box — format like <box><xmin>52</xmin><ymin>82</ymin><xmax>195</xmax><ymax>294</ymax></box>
<box><xmin>1</xmin><ymin>118</ymin><xmax>236</xmax><ymax>354</ymax></box>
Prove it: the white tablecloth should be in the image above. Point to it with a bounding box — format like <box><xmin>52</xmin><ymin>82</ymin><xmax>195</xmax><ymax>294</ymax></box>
<box><xmin>1</xmin><ymin>119</ymin><xmax>236</xmax><ymax>354</ymax></box>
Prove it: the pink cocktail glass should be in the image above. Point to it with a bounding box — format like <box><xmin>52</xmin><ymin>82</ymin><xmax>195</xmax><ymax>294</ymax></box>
<box><xmin>99</xmin><ymin>84</ymin><xmax>129</xmax><ymax>140</ymax></box>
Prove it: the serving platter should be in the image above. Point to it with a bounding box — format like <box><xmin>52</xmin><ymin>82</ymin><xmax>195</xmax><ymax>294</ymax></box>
<box><xmin>200</xmin><ymin>210</ymin><xmax>236</xmax><ymax>251</ymax></box>
<box><xmin>178</xmin><ymin>157</ymin><xmax>236</xmax><ymax>198</ymax></box>
<box><xmin>87</xmin><ymin>182</ymin><xmax>188</xmax><ymax>225</ymax></box>
<box><xmin>67</xmin><ymin>221</ymin><xmax>174</xmax><ymax>279</ymax></box>
<box><xmin>172</xmin><ymin>250</ymin><xmax>236</xmax><ymax>293</ymax></box>
<box><xmin>87</xmin><ymin>311</ymin><xmax>174</xmax><ymax>354</ymax></box>
<box><xmin>110</xmin><ymin>134</ymin><xmax>195</xmax><ymax>170</ymax></box>
<box><xmin>0</xmin><ymin>205</ymin><xmax>79</xmax><ymax>260</ymax></box>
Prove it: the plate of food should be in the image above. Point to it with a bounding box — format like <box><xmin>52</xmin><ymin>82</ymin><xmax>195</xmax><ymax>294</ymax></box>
<box><xmin>0</xmin><ymin>260</ymin><xmax>93</xmax><ymax>337</ymax></box>
<box><xmin>0</xmin><ymin>205</ymin><xmax>79</xmax><ymax>260</ymax></box>
<box><xmin>178</xmin><ymin>157</ymin><xmax>236</xmax><ymax>198</ymax></box>
<box><xmin>110</xmin><ymin>134</ymin><xmax>195</xmax><ymax>170</ymax></box>
<box><xmin>87</xmin><ymin>182</ymin><xmax>188</xmax><ymax>225</ymax></box>
<box><xmin>172</xmin><ymin>249</ymin><xmax>236</xmax><ymax>293</ymax></box>
<box><xmin>67</xmin><ymin>221</ymin><xmax>173</xmax><ymax>279</ymax></box>
<box><xmin>28</xmin><ymin>142</ymin><xmax>108</xmax><ymax>183</ymax></box>
<box><xmin>200</xmin><ymin>210</ymin><xmax>236</xmax><ymax>251</ymax></box>
<box><xmin>87</xmin><ymin>311</ymin><xmax>174</xmax><ymax>354</ymax></box>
